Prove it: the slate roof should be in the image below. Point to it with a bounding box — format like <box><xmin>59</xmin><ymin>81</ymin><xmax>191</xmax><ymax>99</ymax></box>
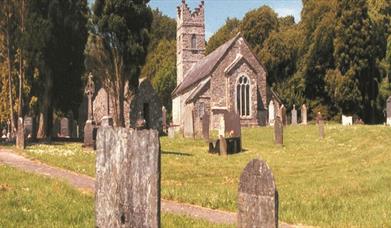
<box><xmin>173</xmin><ymin>33</ymin><xmax>240</xmax><ymax>97</ymax></box>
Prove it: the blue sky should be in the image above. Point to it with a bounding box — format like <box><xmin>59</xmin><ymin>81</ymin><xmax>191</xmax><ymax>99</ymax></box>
<box><xmin>88</xmin><ymin>0</ymin><xmax>303</xmax><ymax>40</ymax></box>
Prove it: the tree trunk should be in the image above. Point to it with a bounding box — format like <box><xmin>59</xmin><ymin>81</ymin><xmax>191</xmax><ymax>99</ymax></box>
<box><xmin>6</xmin><ymin>18</ymin><xmax>15</xmax><ymax>137</ymax></box>
<box><xmin>118</xmin><ymin>80</ymin><xmax>125</xmax><ymax>127</ymax></box>
<box><xmin>37</xmin><ymin>69</ymin><xmax>53</xmax><ymax>140</ymax></box>
<box><xmin>18</xmin><ymin>0</ymin><xmax>25</xmax><ymax>119</ymax></box>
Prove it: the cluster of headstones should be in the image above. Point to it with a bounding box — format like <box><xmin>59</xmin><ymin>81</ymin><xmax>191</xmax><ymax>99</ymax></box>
<box><xmin>96</xmin><ymin>125</ymin><xmax>278</xmax><ymax>227</ymax></box>
<box><xmin>269</xmin><ymin>101</ymin><xmax>308</xmax><ymax>127</ymax></box>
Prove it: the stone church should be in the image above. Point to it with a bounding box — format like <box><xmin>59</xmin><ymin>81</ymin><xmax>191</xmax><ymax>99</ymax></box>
<box><xmin>172</xmin><ymin>0</ymin><xmax>280</xmax><ymax>136</ymax></box>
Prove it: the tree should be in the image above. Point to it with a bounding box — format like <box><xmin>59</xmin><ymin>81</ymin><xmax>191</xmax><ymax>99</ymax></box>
<box><xmin>24</xmin><ymin>0</ymin><xmax>88</xmax><ymax>139</ymax></box>
<box><xmin>141</xmin><ymin>39</ymin><xmax>176</xmax><ymax>113</ymax></box>
<box><xmin>333</xmin><ymin>0</ymin><xmax>381</xmax><ymax>122</ymax></box>
<box><xmin>148</xmin><ymin>9</ymin><xmax>176</xmax><ymax>52</ymax></box>
<box><xmin>241</xmin><ymin>6</ymin><xmax>279</xmax><ymax>55</ymax></box>
<box><xmin>92</xmin><ymin>0</ymin><xmax>152</xmax><ymax>127</ymax></box>
<box><xmin>206</xmin><ymin>18</ymin><xmax>240</xmax><ymax>54</ymax></box>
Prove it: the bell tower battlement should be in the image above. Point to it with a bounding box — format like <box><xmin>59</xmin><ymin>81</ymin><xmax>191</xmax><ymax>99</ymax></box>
<box><xmin>176</xmin><ymin>0</ymin><xmax>206</xmax><ymax>86</ymax></box>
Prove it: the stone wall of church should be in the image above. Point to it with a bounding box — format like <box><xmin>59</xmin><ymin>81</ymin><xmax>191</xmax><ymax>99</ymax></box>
<box><xmin>209</xmin><ymin>37</ymin><xmax>267</xmax><ymax>128</ymax></box>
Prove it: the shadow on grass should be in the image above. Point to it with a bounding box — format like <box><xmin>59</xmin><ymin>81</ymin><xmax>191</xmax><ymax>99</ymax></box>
<box><xmin>162</xmin><ymin>151</ymin><xmax>193</xmax><ymax>157</ymax></box>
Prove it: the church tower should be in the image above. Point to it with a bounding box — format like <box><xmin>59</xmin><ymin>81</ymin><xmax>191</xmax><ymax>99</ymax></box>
<box><xmin>173</xmin><ymin>0</ymin><xmax>206</xmax><ymax>127</ymax></box>
<box><xmin>176</xmin><ymin>0</ymin><xmax>206</xmax><ymax>85</ymax></box>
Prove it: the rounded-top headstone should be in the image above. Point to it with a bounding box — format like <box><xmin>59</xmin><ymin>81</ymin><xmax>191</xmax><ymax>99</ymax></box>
<box><xmin>238</xmin><ymin>159</ymin><xmax>278</xmax><ymax>228</ymax></box>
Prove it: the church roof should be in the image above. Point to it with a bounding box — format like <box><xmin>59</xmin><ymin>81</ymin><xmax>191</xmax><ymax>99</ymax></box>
<box><xmin>173</xmin><ymin>33</ymin><xmax>240</xmax><ymax>97</ymax></box>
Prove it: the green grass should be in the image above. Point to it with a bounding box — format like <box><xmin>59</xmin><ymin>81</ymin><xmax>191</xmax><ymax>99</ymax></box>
<box><xmin>160</xmin><ymin>124</ymin><xmax>391</xmax><ymax>227</ymax></box>
<box><xmin>0</xmin><ymin>164</ymin><xmax>234</xmax><ymax>227</ymax></box>
<box><xmin>16</xmin><ymin>142</ymin><xmax>95</xmax><ymax>177</ymax></box>
<box><xmin>2</xmin><ymin>124</ymin><xmax>391</xmax><ymax>226</ymax></box>
<box><xmin>0</xmin><ymin>164</ymin><xmax>94</xmax><ymax>227</ymax></box>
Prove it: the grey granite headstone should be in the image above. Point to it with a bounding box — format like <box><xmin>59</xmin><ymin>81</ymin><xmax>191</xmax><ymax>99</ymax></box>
<box><xmin>238</xmin><ymin>159</ymin><xmax>278</xmax><ymax>228</ymax></box>
<box><xmin>274</xmin><ymin>116</ymin><xmax>283</xmax><ymax>145</ymax></box>
<box><xmin>60</xmin><ymin>118</ymin><xmax>70</xmax><ymax>138</ymax></box>
<box><xmin>96</xmin><ymin>127</ymin><xmax>160</xmax><ymax>228</ymax></box>
<box><xmin>291</xmin><ymin>105</ymin><xmax>297</xmax><ymax>125</ymax></box>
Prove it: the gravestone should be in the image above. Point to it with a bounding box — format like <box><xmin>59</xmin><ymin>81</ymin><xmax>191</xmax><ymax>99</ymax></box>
<box><xmin>387</xmin><ymin>96</ymin><xmax>391</xmax><ymax>125</ymax></box>
<box><xmin>224</xmin><ymin>111</ymin><xmax>241</xmax><ymax>137</ymax></box>
<box><xmin>96</xmin><ymin>127</ymin><xmax>160</xmax><ymax>228</ymax></box>
<box><xmin>16</xmin><ymin>118</ymin><xmax>25</xmax><ymax>149</ymax></box>
<box><xmin>238</xmin><ymin>159</ymin><xmax>278</xmax><ymax>228</ymax></box>
<box><xmin>342</xmin><ymin>115</ymin><xmax>353</xmax><ymax>126</ymax></box>
<box><xmin>162</xmin><ymin>106</ymin><xmax>167</xmax><ymax>133</ymax></box>
<box><xmin>202</xmin><ymin>113</ymin><xmax>210</xmax><ymax>140</ymax></box>
<box><xmin>268</xmin><ymin>100</ymin><xmax>275</xmax><ymax>126</ymax></box>
<box><xmin>219</xmin><ymin>135</ymin><xmax>227</xmax><ymax>156</ymax></box>
<box><xmin>274</xmin><ymin>116</ymin><xmax>283</xmax><ymax>145</ymax></box>
<box><xmin>291</xmin><ymin>105</ymin><xmax>297</xmax><ymax>125</ymax></box>
<box><xmin>301</xmin><ymin>104</ymin><xmax>308</xmax><ymax>125</ymax></box>
<box><xmin>218</xmin><ymin>115</ymin><xmax>225</xmax><ymax>137</ymax></box>
<box><xmin>60</xmin><ymin>118</ymin><xmax>70</xmax><ymax>138</ymax></box>
<box><xmin>319</xmin><ymin>118</ymin><xmax>325</xmax><ymax>139</ymax></box>
<box><xmin>24</xmin><ymin>116</ymin><xmax>34</xmax><ymax>139</ymax></box>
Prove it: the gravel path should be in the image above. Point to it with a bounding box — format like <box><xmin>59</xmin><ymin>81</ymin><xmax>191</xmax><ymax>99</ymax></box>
<box><xmin>0</xmin><ymin>149</ymin><xmax>313</xmax><ymax>227</ymax></box>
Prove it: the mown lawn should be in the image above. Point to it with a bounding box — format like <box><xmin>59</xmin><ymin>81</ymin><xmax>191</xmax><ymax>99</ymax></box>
<box><xmin>0</xmin><ymin>164</ymin><xmax>233</xmax><ymax>227</ymax></box>
<box><xmin>3</xmin><ymin>124</ymin><xmax>391</xmax><ymax>227</ymax></box>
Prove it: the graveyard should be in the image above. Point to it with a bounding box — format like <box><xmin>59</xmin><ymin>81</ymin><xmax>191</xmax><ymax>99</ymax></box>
<box><xmin>1</xmin><ymin>123</ymin><xmax>391</xmax><ymax>227</ymax></box>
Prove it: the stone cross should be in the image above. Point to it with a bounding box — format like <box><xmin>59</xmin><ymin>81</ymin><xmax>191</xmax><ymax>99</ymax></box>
<box><xmin>291</xmin><ymin>105</ymin><xmax>297</xmax><ymax>125</ymax></box>
<box><xmin>96</xmin><ymin>127</ymin><xmax>160</xmax><ymax>227</ymax></box>
<box><xmin>301</xmin><ymin>104</ymin><xmax>307</xmax><ymax>125</ymax></box>
<box><xmin>84</xmin><ymin>73</ymin><xmax>95</xmax><ymax>121</ymax></box>
<box><xmin>274</xmin><ymin>116</ymin><xmax>283</xmax><ymax>145</ymax></box>
<box><xmin>238</xmin><ymin>159</ymin><xmax>278</xmax><ymax>228</ymax></box>
<box><xmin>268</xmin><ymin>100</ymin><xmax>275</xmax><ymax>126</ymax></box>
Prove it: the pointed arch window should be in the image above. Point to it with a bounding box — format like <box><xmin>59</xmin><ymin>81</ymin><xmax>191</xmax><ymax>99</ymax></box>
<box><xmin>191</xmin><ymin>34</ymin><xmax>197</xmax><ymax>49</ymax></box>
<box><xmin>236</xmin><ymin>75</ymin><xmax>251</xmax><ymax>117</ymax></box>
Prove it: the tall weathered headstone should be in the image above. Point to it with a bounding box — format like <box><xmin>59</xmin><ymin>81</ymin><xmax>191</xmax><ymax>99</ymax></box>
<box><xmin>274</xmin><ymin>116</ymin><xmax>283</xmax><ymax>145</ymax></box>
<box><xmin>301</xmin><ymin>104</ymin><xmax>307</xmax><ymax>125</ymax></box>
<box><xmin>387</xmin><ymin>96</ymin><xmax>391</xmax><ymax>125</ymax></box>
<box><xmin>16</xmin><ymin>117</ymin><xmax>25</xmax><ymax>149</ymax></box>
<box><xmin>268</xmin><ymin>100</ymin><xmax>275</xmax><ymax>126</ymax></box>
<box><xmin>291</xmin><ymin>105</ymin><xmax>297</xmax><ymax>125</ymax></box>
<box><xmin>60</xmin><ymin>118</ymin><xmax>70</xmax><ymax>138</ymax></box>
<box><xmin>96</xmin><ymin>127</ymin><xmax>160</xmax><ymax>228</ymax></box>
<box><xmin>84</xmin><ymin>73</ymin><xmax>96</xmax><ymax>147</ymax></box>
<box><xmin>238</xmin><ymin>159</ymin><xmax>278</xmax><ymax>228</ymax></box>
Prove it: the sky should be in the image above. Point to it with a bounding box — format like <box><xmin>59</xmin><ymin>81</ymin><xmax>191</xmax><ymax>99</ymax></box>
<box><xmin>88</xmin><ymin>0</ymin><xmax>303</xmax><ymax>40</ymax></box>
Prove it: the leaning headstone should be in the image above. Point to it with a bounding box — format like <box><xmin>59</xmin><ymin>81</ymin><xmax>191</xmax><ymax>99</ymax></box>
<box><xmin>224</xmin><ymin>111</ymin><xmax>241</xmax><ymax>137</ymax></box>
<box><xmin>387</xmin><ymin>96</ymin><xmax>391</xmax><ymax>125</ymax></box>
<box><xmin>60</xmin><ymin>118</ymin><xmax>70</xmax><ymax>138</ymax></box>
<box><xmin>274</xmin><ymin>116</ymin><xmax>283</xmax><ymax>145</ymax></box>
<box><xmin>342</xmin><ymin>115</ymin><xmax>353</xmax><ymax>126</ymax></box>
<box><xmin>268</xmin><ymin>100</ymin><xmax>275</xmax><ymax>126</ymax></box>
<box><xmin>219</xmin><ymin>135</ymin><xmax>227</xmax><ymax>156</ymax></box>
<box><xmin>238</xmin><ymin>159</ymin><xmax>278</xmax><ymax>228</ymax></box>
<box><xmin>291</xmin><ymin>105</ymin><xmax>297</xmax><ymax>125</ymax></box>
<box><xmin>96</xmin><ymin>127</ymin><xmax>160</xmax><ymax>228</ymax></box>
<box><xmin>16</xmin><ymin>117</ymin><xmax>25</xmax><ymax>149</ymax></box>
<box><xmin>301</xmin><ymin>104</ymin><xmax>308</xmax><ymax>125</ymax></box>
